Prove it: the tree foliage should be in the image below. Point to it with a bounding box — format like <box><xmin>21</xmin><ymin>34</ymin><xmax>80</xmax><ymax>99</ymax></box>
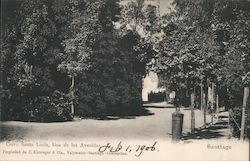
<box><xmin>156</xmin><ymin>0</ymin><xmax>250</xmax><ymax>107</ymax></box>
<box><xmin>2</xmin><ymin>0</ymin><xmax>70</xmax><ymax>121</ymax></box>
<box><xmin>1</xmin><ymin>0</ymin><xmax>155</xmax><ymax>121</ymax></box>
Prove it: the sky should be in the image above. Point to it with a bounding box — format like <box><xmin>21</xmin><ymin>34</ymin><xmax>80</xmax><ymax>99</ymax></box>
<box><xmin>120</xmin><ymin>0</ymin><xmax>174</xmax><ymax>15</ymax></box>
<box><xmin>135</xmin><ymin>0</ymin><xmax>173</xmax><ymax>101</ymax></box>
<box><xmin>120</xmin><ymin>0</ymin><xmax>174</xmax><ymax>101</ymax></box>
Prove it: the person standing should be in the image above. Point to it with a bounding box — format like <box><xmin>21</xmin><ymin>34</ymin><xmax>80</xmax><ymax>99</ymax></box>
<box><xmin>169</xmin><ymin>91</ymin><xmax>176</xmax><ymax>105</ymax></box>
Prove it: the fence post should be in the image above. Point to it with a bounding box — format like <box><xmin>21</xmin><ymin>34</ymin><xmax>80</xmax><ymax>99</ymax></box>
<box><xmin>228</xmin><ymin>109</ymin><xmax>231</xmax><ymax>138</ymax></box>
<box><xmin>70</xmin><ymin>75</ymin><xmax>75</xmax><ymax>116</ymax></box>
<box><xmin>0</xmin><ymin>85</ymin><xmax>2</xmax><ymax>121</ymax></box>
<box><xmin>240</xmin><ymin>87</ymin><xmax>249</xmax><ymax>141</ymax></box>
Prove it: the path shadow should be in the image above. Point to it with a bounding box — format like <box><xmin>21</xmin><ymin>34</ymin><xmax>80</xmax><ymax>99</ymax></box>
<box><xmin>219</xmin><ymin>115</ymin><xmax>229</xmax><ymax>119</ymax></box>
<box><xmin>96</xmin><ymin>108</ymin><xmax>155</xmax><ymax>121</ymax></box>
<box><xmin>182</xmin><ymin>120</ymin><xmax>228</xmax><ymax>141</ymax></box>
<box><xmin>182</xmin><ymin>108</ymin><xmax>200</xmax><ymax>110</ymax></box>
<box><xmin>0</xmin><ymin>124</ymin><xmax>29</xmax><ymax>142</ymax></box>
<box><xmin>143</xmin><ymin>103</ymin><xmax>175</xmax><ymax>108</ymax></box>
<box><xmin>96</xmin><ymin>115</ymin><xmax>137</xmax><ymax>121</ymax></box>
<box><xmin>143</xmin><ymin>105</ymin><xmax>175</xmax><ymax>108</ymax></box>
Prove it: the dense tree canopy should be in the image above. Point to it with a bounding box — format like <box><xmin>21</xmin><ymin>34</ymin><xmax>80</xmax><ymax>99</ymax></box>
<box><xmin>1</xmin><ymin>0</ymin><xmax>156</xmax><ymax>121</ymax></box>
<box><xmin>1</xmin><ymin>0</ymin><xmax>249</xmax><ymax>122</ymax></box>
<box><xmin>156</xmin><ymin>0</ymin><xmax>250</xmax><ymax>107</ymax></box>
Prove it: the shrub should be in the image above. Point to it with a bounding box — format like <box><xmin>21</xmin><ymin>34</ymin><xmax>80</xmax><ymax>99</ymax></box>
<box><xmin>148</xmin><ymin>91</ymin><xmax>166</xmax><ymax>103</ymax></box>
<box><xmin>76</xmin><ymin>103</ymin><xmax>93</xmax><ymax>118</ymax></box>
<box><xmin>23</xmin><ymin>90</ymin><xmax>72</xmax><ymax>122</ymax></box>
<box><xmin>229</xmin><ymin>106</ymin><xmax>250</xmax><ymax>140</ymax></box>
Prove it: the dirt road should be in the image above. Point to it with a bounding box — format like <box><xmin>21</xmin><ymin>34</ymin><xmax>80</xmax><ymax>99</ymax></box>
<box><xmin>1</xmin><ymin>105</ymin><xmax>214</xmax><ymax>141</ymax></box>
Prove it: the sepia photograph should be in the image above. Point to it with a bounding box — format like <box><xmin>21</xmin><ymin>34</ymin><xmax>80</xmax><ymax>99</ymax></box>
<box><xmin>0</xmin><ymin>0</ymin><xmax>249</xmax><ymax>160</ymax></box>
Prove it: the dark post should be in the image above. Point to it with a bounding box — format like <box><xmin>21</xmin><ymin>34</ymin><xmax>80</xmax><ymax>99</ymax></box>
<box><xmin>172</xmin><ymin>111</ymin><xmax>184</xmax><ymax>142</ymax></box>
<box><xmin>70</xmin><ymin>75</ymin><xmax>75</xmax><ymax>116</ymax></box>
<box><xmin>240</xmin><ymin>87</ymin><xmax>249</xmax><ymax>141</ymax></box>
<box><xmin>0</xmin><ymin>85</ymin><xmax>2</xmax><ymax>121</ymax></box>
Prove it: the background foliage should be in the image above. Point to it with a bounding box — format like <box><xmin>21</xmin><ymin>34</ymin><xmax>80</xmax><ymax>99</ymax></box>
<box><xmin>1</xmin><ymin>0</ymin><xmax>156</xmax><ymax>121</ymax></box>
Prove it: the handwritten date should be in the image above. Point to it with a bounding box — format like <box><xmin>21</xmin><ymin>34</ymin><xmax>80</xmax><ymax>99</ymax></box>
<box><xmin>98</xmin><ymin>141</ymin><xmax>157</xmax><ymax>157</ymax></box>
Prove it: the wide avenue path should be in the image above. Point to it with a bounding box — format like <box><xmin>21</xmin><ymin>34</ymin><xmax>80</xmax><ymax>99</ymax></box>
<box><xmin>1</xmin><ymin>104</ymin><xmax>214</xmax><ymax>141</ymax></box>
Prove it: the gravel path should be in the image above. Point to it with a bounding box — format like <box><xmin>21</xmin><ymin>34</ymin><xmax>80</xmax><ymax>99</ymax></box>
<box><xmin>0</xmin><ymin>106</ymin><xmax>212</xmax><ymax>141</ymax></box>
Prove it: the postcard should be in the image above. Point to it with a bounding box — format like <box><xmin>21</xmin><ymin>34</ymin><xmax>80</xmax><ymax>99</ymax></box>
<box><xmin>1</xmin><ymin>0</ymin><xmax>249</xmax><ymax>160</ymax></box>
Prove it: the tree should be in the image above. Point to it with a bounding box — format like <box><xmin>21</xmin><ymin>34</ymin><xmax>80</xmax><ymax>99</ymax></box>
<box><xmin>156</xmin><ymin>0</ymin><xmax>227</xmax><ymax>130</ymax></box>
<box><xmin>75</xmin><ymin>0</ymin><xmax>156</xmax><ymax>117</ymax></box>
<box><xmin>157</xmin><ymin>0</ymin><xmax>250</xmax><ymax>136</ymax></box>
<box><xmin>120</xmin><ymin>0</ymin><xmax>161</xmax><ymax>49</ymax></box>
<box><xmin>207</xmin><ymin>0</ymin><xmax>250</xmax><ymax>139</ymax></box>
<box><xmin>1</xmin><ymin>0</ymin><xmax>71</xmax><ymax>121</ymax></box>
<box><xmin>56</xmin><ymin>0</ymin><xmax>104</xmax><ymax>116</ymax></box>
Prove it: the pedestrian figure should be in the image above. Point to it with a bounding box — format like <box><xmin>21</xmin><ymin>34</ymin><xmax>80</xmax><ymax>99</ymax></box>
<box><xmin>169</xmin><ymin>91</ymin><xmax>176</xmax><ymax>104</ymax></box>
<box><xmin>208</xmin><ymin>101</ymin><xmax>215</xmax><ymax>124</ymax></box>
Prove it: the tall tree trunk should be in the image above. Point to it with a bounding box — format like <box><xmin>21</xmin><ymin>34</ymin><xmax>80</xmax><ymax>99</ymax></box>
<box><xmin>207</xmin><ymin>83</ymin><xmax>211</xmax><ymax>124</ymax></box>
<box><xmin>211</xmin><ymin>82</ymin><xmax>215</xmax><ymax>124</ymax></box>
<box><xmin>200</xmin><ymin>81</ymin><xmax>207</xmax><ymax>128</ymax></box>
<box><xmin>207</xmin><ymin>84</ymin><xmax>212</xmax><ymax>107</ymax></box>
<box><xmin>70</xmin><ymin>75</ymin><xmax>75</xmax><ymax>116</ymax></box>
<box><xmin>186</xmin><ymin>88</ymin><xmax>189</xmax><ymax>106</ymax></box>
<box><xmin>191</xmin><ymin>88</ymin><xmax>195</xmax><ymax>133</ymax></box>
<box><xmin>216</xmin><ymin>94</ymin><xmax>219</xmax><ymax>118</ymax></box>
<box><xmin>211</xmin><ymin>82</ymin><xmax>215</xmax><ymax>109</ymax></box>
<box><xmin>240</xmin><ymin>87</ymin><xmax>249</xmax><ymax>141</ymax></box>
<box><xmin>203</xmin><ymin>92</ymin><xmax>207</xmax><ymax>128</ymax></box>
<box><xmin>200</xmin><ymin>83</ymin><xmax>203</xmax><ymax>111</ymax></box>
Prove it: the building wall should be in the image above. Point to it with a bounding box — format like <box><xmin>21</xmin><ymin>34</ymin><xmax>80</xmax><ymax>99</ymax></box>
<box><xmin>142</xmin><ymin>71</ymin><xmax>165</xmax><ymax>101</ymax></box>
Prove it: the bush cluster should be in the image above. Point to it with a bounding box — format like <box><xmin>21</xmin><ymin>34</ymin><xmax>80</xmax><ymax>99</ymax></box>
<box><xmin>23</xmin><ymin>91</ymin><xmax>72</xmax><ymax>122</ymax></box>
<box><xmin>148</xmin><ymin>91</ymin><xmax>166</xmax><ymax>103</ymax></box>
<box><xmin>229</xmin><ymin>106</ymin><xmax>250</xmax><ymax>139</ymax></box>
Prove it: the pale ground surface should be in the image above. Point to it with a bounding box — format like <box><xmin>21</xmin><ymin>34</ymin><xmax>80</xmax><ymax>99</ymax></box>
<box><xmin>0</xmin><ymin>102</ymin><xmax>227</xmax><ymax>141</ymax></box>
<box><xmin>1</xmin><ymin>103</ymin><xmax>249</xmax><ymax>161</ymax></box>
